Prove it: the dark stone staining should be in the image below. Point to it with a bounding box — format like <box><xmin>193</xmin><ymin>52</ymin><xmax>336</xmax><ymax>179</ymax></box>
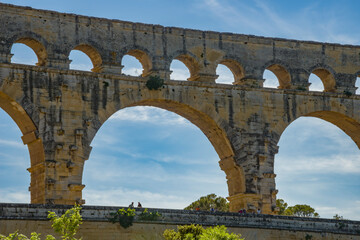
<box><xmin>102</xmin><ymin>81</ymin><xmax>108</xmax><ymax>109</ymax></box>
<box><xmin>218</xmin><ymin>33</ymin><xmax>223</xmax><ymax>49</ymax></box>
<box><xmin>228</xmin><ymin>95</ymin><xmax>234</xmax><ymax>127</ymax></box>
<box><xmin>214</xmin><ymin>98</ymin><xmax>219</xmax><ymax>113</ymax></box>
<box><xmin>291</xmin><ymin>95</ymin><xmax>297</xmax><ymax>119</ymax></box>
<box><xmin>113</xmin><ymin>80</ymin><xmax>120</xmax><ymax>108</ymax></box>
<box><xmin>91</xmin><ymin>82</ymin><xmax>99</xmax><ymax>115</ymax></box>
<box><xmin>283</xmin><ymin>94</ymin><xmax>291</xmax><ymax>122</ymax></box>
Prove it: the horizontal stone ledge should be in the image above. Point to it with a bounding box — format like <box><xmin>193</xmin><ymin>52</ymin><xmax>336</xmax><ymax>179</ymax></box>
<box><xmin>0</xmin><ymin>203</ymin><xmax>359</xmax><ymax>235</ymax></box>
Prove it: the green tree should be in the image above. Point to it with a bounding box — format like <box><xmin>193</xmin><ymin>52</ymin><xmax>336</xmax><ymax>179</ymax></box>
<box><xmin>163</xmin><ymin>225</ymin><xmax>244</xmax><ymax>240</ymax></box>
<box><xmin>184</xmin><ymin>194</ymin><xmax>229</xmax><ymax>212</ymax></box>
<box><xmin>163</xmin><ymin>224</ymin><xmax>204</xmax><ymax>240</ymax></box>
<box><xmin>0</xmin><ymin>206</ymin><xmax>82</xmax><ymax>240</ymax></box>
<box><xmin>333</xmin><ymin>214</ymin><xmax>344</xmax><ymax>220</ymax></box>
<box><xmin>276</xmin><ymin>199</ymin><xmax>288</xmax><ymax>215</ymax></box>
<box><xmin>199</xmin><ymin>225</ymin><xmax>244</xmax><ymax>240</ymax></box>
<box><xmin>276</xmin><ymin>199</ymin><xmax>319</xmax><ymax>218</ymax></box>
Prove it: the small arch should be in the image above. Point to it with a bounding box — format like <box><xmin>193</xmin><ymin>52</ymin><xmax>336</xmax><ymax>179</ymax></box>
<box><xmin>263</xmin><ymin>63</ymin><xmax>291</xmax><ymax>89</ymax></box>
<box><xmin>355</xmin><ymin>73</ymin><xmax>360</xmax><ymax>95</ymax></box>
<box><xmin>170</xmin><ymin>59</ymin><xmax>191</xmax><ymax>80</ymax></box>
<box><xmin>12</xmin><ymin>38</ymin><xmax>47</xmax><ymax>66</ymax></box>
<box><xmin>171</xmin><ymin>52</ymin><xmax>200</xmax><ymax>81</ymax></box>
<box><xmin>310</xmin><ymin>67</ymin><xmax>336</xmax><ymax>92</ymax></box>
<box><xmin>216</xmin><ymin>59</ymin><xmax>244</xmax><ymax>84</ymax></box>
<box><xmin>70</xmin><ymin>44</ymin><xmax>102</xmax><ymax>72</ymax></box>
<box><xmin>124</xmin><ymin>49</ymin><xmax>152</xmax><ymax>77</ymax></box>
<box><xmin>309</xmin><ymin>73</ymin><xmax>324</xmax><ymax>92</ymax></box>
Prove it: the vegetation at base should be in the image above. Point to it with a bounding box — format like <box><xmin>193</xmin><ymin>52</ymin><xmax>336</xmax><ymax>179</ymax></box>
<box><xmin>0</xmin><ymin>205</ymin><xmax>83</xmax><ymax>240</ymax></box>
<box><xmin>109</xmin><ymin>208</ymin><xmax>136</xmax><ymax>229</ymax></box>
<box><xmin>146</xmin><ymin>75</ymin><xmax>164</xmax><ymax>90</ymax></box>
<box><xmin>138</xmin><ymin>208</ymin><xmax>161</xmax><ymax>221</ymax></box>
<box><xmin>184</xmin><ymin>193</ymin><xmax>229</xmax><ymax>212</ymax></box>
<box><xmin>276</xmin><ymin>199</ymin><xmax>319</xmax><ymax>218</ymax></box>
<box><xmin>163</xmin><ymin>224</ymin><xmax>244</xmax><ymax>240</ymax></box>
<box><xmin>333</xmin><ymin>214</ymin><xmax>344</xmax><ymax>220</ymax></box>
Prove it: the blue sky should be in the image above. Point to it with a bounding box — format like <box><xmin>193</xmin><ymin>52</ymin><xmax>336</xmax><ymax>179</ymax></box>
<box><xmin>1</xmin><ymin>0</ymin><xmax>360</xmax><ymax>220</ymax></box>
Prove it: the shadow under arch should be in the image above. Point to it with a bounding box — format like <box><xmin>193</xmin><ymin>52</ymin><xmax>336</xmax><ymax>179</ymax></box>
<box><xmin>11</xmin><ymin>37</ymin><xmax>48</xmax><ymax>66</ymax></box>
<box><xmin>71</xmin><ymin>44</ymin><xmax>103</xmax><ymax>72</ymax></box>
<box><xmin>0</xmin><ymin>91</ymin><xmax>45</xmax><ymax>203</ymax></box>
<box><xmin>89</xmin><ymin>99</ymin><xmax>246</xmax><ymax>204</ymax></box>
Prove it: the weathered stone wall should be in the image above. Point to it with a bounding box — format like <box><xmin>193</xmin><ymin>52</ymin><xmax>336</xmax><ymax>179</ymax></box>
<box><xmin>1</xmin><ymin>3</ymin><xmax>360</xmax><ymax>214</ymax></box>
<box><xmin>1</xmin><ymin>204</ymin><xmax>360</xmax><ymax>240</ymax></box>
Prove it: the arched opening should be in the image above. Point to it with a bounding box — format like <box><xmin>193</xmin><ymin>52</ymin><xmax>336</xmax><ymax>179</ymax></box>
<box><xmin>310</xmin><ymin>68</ymin><xmax>336</xmax><ymax>92</ymax></box>
<box><xmin>263</xmin><ymin>69</ymin><xmax>279</xmax><ymax>88</ymax></box>
<box><xmin>216</xmin><ymin>60</ymin><xmax>244</xmax><ymax>84</ymax></box>
<box><xmin>122</xmin><ymin>50</ymin><xmax>152</xmax><ymax>77</ymax></box>
<box><xmin>309</xmin><ymin>73</ymin><xmax>324</xmax><ymax>92</ymax></box>
<box><xmin>69</xmin><ymin>44</ymin><xmax>102</xmax><ymax>72</ymax></box>
<box><xmin>172</xmin><ymin>54</ymin><xmax>200</xmax><ymax>81</ymax></box>
<box><xmin>83</xmin><ymin>106</ymin><xmax>233</xmax><ymax>208</ymax></box>
<box><xmin>11</xmin><ymin>38</ymin><xmax>47</xmax><ymax>66</ymax></box>
<box><xmin>0</xmin><ymin>107</ymin><xmax>29</xmax><ymax>203</ymax></box>
<box><xmin>11</xmin><ymin>43</ymin><xmax>38</xmax><ymax>66</ymax></box>
<box><xmin>0</xmin><ymin>91</ymin><xmax>46</xmax><ymax>203</ymax></box>
<box><xmin>169</xmin><ymin>59</ymin><xmax>190</xmax><ymax>80</ymax></box>
<box><xmin>275</xmin><ymin>114</ymin><xmax>360</xmax><ymax>220</ymax></box>
<box><xmin>356</xmin><ymin>75</ymin><xmax>360</xmax><ymax>95</ymax></box>
<box><xmin>263</xmin><ymin>64</ymin><xmax>291</xmax><ymax>89</ymax></box>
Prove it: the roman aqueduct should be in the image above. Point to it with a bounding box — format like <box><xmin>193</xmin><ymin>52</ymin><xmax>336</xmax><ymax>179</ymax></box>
<box><xmin>1</xmin><ymin>3</ymin><xmax>360</xmax><ymax>214</ymax></box>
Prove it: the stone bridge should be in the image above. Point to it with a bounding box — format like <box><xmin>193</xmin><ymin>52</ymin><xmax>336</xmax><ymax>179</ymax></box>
<box><xmin>1</xmin><ymin>3</ymin><xmax>360</xmax><ymax>214</ymax></box>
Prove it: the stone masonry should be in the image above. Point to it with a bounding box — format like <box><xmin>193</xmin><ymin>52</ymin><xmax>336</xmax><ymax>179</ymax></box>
<box><xmin>1</xmin><ymin>3</ymin><xmax>360</xmax><ymax>214</ymax></box>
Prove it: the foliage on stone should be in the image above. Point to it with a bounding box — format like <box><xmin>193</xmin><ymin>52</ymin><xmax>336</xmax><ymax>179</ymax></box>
<box><xmin>333</xmin><ymin>214</ymin><xmax>344</xmax><ymax>220</ymax></box>
<box><xmin>276</xmin><ymin>199</ymin><xmax>319</xmax><ymax>218</ymax></box>
<box><xmin>138</xmin><ymin>208</ymin><xmax>161</xmax><ymax>221</ymax></box>
<box><xmin>47</xmin><ymin>205</ymin><xmax>83</xmax><ymax>240</ymax></box>
<box><xmin>276</xmin><ymin>199</ymin><xmax>288</xmax><ymax>215</ymax></box>
<box><xmin>109</xmin><ymin>208</ymin><xmax>136</xmax><ymax>229</ymax></box>
<box><xmin>163</xmin><ymin>225</ymin><xmax>244</xmax><ymax>240</ymax></box>
<box><xmin>163</xmin><ymin>224</ymin><xmax>204</xmax><ymax>240</ymax></box>
<box><xmin>184</xmin><ymin>193</ymin><xmax>229</xmax><ymax>212</ymax></box>
<box><xmin>145</xmin><ymin>75</ymin><xmax>164</xmax><ymax>90</ymax></box>
<box><xmin>0</xmin><ymin>206</ymin><xmax>82</xmax><ymax>240</ymax></box>
<box><xmin>199</xmin><ymin>225</ymin><xmax>244</xmax><ymax>240</ymax></box>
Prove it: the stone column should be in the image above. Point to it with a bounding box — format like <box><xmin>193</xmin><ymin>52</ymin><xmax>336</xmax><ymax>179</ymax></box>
<box><xmin>228</xmin><ymin>132</ymin><xmax>280</xmax><ymax>214</ymax></box>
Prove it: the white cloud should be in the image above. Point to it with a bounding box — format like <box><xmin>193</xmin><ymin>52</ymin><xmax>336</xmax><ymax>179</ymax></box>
<box><xmin>0</xmin><ymin>139</ymin><xmax>25</xmax><ymax>149</ymax></box>
<box><xmin>83</xmin><ymin>187</ymin><xmax>190</xmax><ymax>209</ymax></box>
<box><xmin>109</xmin><ymin>106</ymin><xmax>191</xmax><ymax>126</ymax></box>
<box><xmin>0</xmin><ymin>189</ymin><xmax>29</xmax><ymax>203</ymax></box>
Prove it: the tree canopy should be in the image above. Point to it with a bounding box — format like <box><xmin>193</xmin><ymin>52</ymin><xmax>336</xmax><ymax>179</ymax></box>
<box><xmin>184</xmin><ymin>194</ymin><xmax>229</xmax><ymax>212</ymax></box>
<box><xmin>276</xmin><ymin>199</ymin><xmax>319</xmax><ymax>218</ymax></box>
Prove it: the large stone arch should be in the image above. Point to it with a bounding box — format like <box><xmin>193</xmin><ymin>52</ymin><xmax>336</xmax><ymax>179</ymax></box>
<box><xmin>87</xmin><ymin>98</ymin><xmax>246</xmax><ymax>209</ymax></box>
<box><xmin>0</xmin><ymin>91</ymin><xmax>45</xmax><ymax>203</ymax></box>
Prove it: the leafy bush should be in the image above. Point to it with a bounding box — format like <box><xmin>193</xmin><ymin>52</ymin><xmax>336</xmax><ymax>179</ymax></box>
<box><xmin>163</xmin><ymin>225</ymin><xmax>244</xmax><ymax>240</ymax></box>
<box><xmin>146</xmin><ymin>75</ymin><xmax>164</xmax><ymax>90</ymax></box>
<box><xmin>138</xmin><ymin>208</ymin><xmax>161</xmax><ymax>221</ymax></box>
<box><xmin>109</xmin><ymin>208</ymin><xmax>136</xmax><ymax>229</ymax></box>
<box><xmin>0</xmin><ymin>205</ymin><xmax>82</xmax><ymax>240</ymax></box>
